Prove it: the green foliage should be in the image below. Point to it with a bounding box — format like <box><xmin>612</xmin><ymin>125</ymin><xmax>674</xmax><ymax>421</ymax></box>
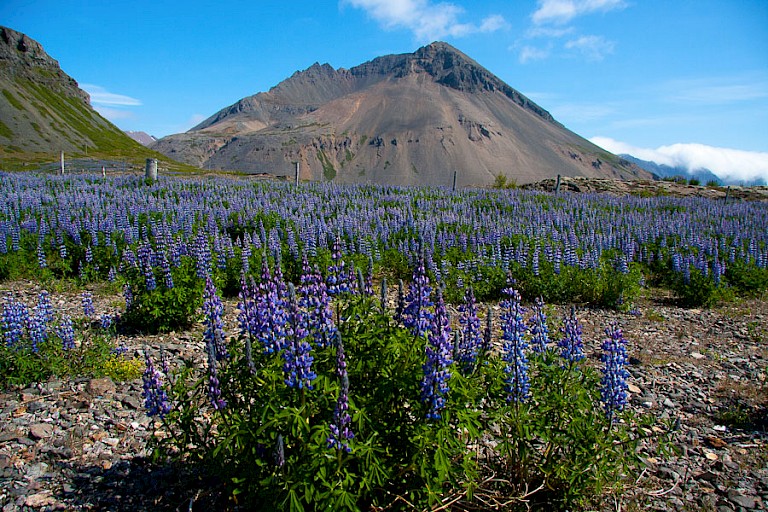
<box><xmin>120</xmin><ymin>257</ymin><xmax>203</xmax><ymax>333</ymax></box>
<box><xmin>492</xmin><ymin>174</ymin><xmax>518</xmax><ymax>189</ymax></box>
<box><xmin>670</xmin><ymin>267</ymin><xmax>732</xmax><ymax>307</ymax></box>
<box><xmin>146</xmin><ymin>293</ymin><xmax>667</xmax><ymax>510</ymax></box>
<box><xmin>488</xmin><ymin>353</ymin><xmax>660</xmax><ymax>510</ymax></box>
<box><xmin>0</xmin><ymin>321</ymin><xmax>136</xmax><ymax>389</ymax></box>
<box><xmin>725</xmin><ymin>261</ymin><xmax>768</xmax><ymax>297</ymax></box>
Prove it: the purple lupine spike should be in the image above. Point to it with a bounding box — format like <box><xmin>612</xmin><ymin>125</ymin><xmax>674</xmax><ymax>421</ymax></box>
<box><xmin>327</xmin><ymin>234</ymin><xmax>349</xmax><ymax>295</ymax></box>
<box><xmin>299</xmin><ymin>258</ymin><xmax>337</xmax><ymax>349</ymax></box>
<box><xmin>56</xmin><ymin>315</ymin><xmax>76</xmax><ymax>350</ymax></box>
<box><xmin>2</xmin><ymin>296</ymin><xmax>28</xmax><ymax>347</ymax></box>
<box><xmin>601</xmin><ymin>322</ymin><xmax>630</xmax><ymax>424</ymax></box>
<box><xmin>500</xmin><ymin>287</ymin><xmax>530</xmax><ymax>404</ymax></box>
<box><xmin>528</xmin><ymin>297</ymin><xmax>549</xmax><ymax>354</ymax></box>
<box><xmin>206</xmin><ymin>342</ymin><xmax>227</xmax><ymax>411</ymax></box>
<box><xmin>394</xmin><ymin>279</ymin><xmax>405</xmax><ymax>322</ymax></box>
<box><xmin>123</xmin><ymin>283</ymin><xmax>133</xmax><ymax>310</ymax></box>
<box><xmin>142</xmin><ymin>352</ymin><xmax>171</xmax><ymax>418</ymax></box>
<box><xmin>237</xmin><ymin>275</ymin><xmax>257</xmax><ymax>374</ymax></box>
<box><xmin>420</xmin><ymin>286</ymin><xmax>452</xmax><ymax>420</ymax></box>
<box><xmin>254</xmin><ymin>255</ymin><xmax>288</xmax><ymax>354</ymax></box>
<box><xmin>282</xmin><ymin>283</ymin><xmax>316</xmax><ymax>390</ymax></box>
<box><xmin>202</xmin><ymin>276</ymin><xmax>228</xmax><ymax>361</ymax></box>
<box><xmin>558</xmin><ymin>307</ymin><xmax>585</xmax><ymax>363</ymax></box>
<box><xmin>81</xmin><ymin>292</ymin><xmax>95</xmax><ymax>318</ymax></box>
<box><xmin>328</xmin><ymin>336</ymin><xmax>354</xmax><ymax>452</ymax></box>
<box><xmin>364</xmin><ymin>256</ymin><xmax>374</xmax><ymax>296</ymax></box>
<box><xmin>456</xmin><ymin>287</ymin><xmax>481</xmax><ymax>374</ymax></box>
<box><xmin>402</xmin><ymin>255</ymin><xmax>434</xmax><ymax>338</ymax></box>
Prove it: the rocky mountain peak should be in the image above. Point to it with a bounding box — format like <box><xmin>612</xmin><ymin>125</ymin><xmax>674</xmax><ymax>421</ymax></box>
<box><xmin>0</xmin><ymin>26</ymin><xmax>89</xmax><ymax>104</ymax></box>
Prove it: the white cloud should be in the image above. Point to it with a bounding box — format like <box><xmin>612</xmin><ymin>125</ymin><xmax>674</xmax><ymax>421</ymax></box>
<box><xmin>564</xmin><ymin>35</ymin><xmax>614</xmax><ymax>61</ymax></box>
<box><xmin>590</xmin><ymin>136</ymin><xmax>768</xmax><ymax>183</ymax></box>
<box><xmin>532</xmin><ymin>0</ymin><xmax>627</xmax><ymax>25</ymax></box>
<box><xmin>343</xmin><ymin>0</ymin><xmax>507</xmax><ymax>41</ymax></box>
<box><xmin>92</xmin><ymin>106</ymin><xmax>136</xmax><ymax>121</ymax></box>
<box><xmin>519</xmin><ymin>45</ymin><xmax>550</xmax><ymax>63</ymax></box>
<box><xmin>81</xmin><ymin>84</ymin><xmax>142</xmax><ymax>107</ymax></box>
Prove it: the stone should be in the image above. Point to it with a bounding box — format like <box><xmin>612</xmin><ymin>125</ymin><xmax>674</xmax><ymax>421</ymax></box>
<box><xmin>29</xmin><ymin>423</ymin><xmax>54</xmax><ymax>439</ymax></box>
<box><xmin>86</xmin><ymin>377</ymin><xmax>116</xmax><ymax>397</ymax></box>
<box><xmin>728</xmin><ymin>489</ymin><xmax>759</xmax><ymax>509</ymax></box>
<box><xmin>25</xmin><ymin>462</ymin><xmax>49</xmax><ymax>479</ymax></box>
<box><xmin>121</xmin><ymin>395</ymin><xmax>141</xmax><ymax>410</ymax></box>
<box><xmin>24</xmin><ymin>492</ymin><xmax>56</xmax><ymax>508</ymax></box>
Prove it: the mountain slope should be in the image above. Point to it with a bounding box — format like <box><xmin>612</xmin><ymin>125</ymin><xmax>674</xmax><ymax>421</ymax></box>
<box><xmin>152</xmin><ymin>42</ymin><xmax>649</xmax><ymax>186</ymax></box>
<box><xmin>0</xmin><ymin>26</ymin><xmax>155</xmax><ymax>163</ymax></box>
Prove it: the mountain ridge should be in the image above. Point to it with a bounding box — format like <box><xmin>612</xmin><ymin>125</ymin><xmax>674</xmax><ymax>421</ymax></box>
<box><xmin>153</xmin><ymin>42</ymin><xmax>649</xmax><ymax>186</ymax></box>
<box><xmin>0</xmin><ymin>26</ymin><xmax>166</xmax><ymax>167</ymax></box>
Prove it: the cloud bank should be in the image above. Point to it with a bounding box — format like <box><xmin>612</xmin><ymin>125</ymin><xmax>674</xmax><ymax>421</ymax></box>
<box><xmin>343</xmin><ymin>0</ymin><xmax>507</xmax><ymax>41</ymax></box>
<box><xmin>590</xmin><ymin>136</ymin><xmax>768</xmax><ymax>183</ymax></box>
<box><xmin>81</xmin><ymin>84</ymin><xmax>141</xmax><ymax>123</ymax></box>
<box><xmin>532</xmin><ymin>0</ymin><xmax>627</xmax><ymax>25</ymax></box>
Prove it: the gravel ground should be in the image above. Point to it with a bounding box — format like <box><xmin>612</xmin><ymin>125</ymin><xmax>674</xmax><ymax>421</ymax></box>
<box><xmin>1</xmin><ymin>281</ymin><xmax>766</xmax><ymax>511</ymax></box>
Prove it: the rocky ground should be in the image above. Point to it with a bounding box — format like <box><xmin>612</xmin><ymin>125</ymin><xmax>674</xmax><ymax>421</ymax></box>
<box><xmin>521</xmin><ymin>176</ymin><xmax>768</xmax><ymax>202</ymax></box>
<box><xmin>0</xmin><ymin>281</ymin><xmax>766</xmax><ymax>511</ymax></box>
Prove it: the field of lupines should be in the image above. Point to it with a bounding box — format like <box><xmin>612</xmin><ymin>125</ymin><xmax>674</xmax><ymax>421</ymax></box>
<box><xmin>1</xmin><ymin>171</ymin><xmax>768</xmax><ymax>510</ymax></box>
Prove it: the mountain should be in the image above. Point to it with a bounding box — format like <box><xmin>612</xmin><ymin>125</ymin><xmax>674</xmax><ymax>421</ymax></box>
<box><xmin>0</xmin><ymin>26</ymin><xmax>155</xmax><ymax>164</ymax></box>
<box><xmin>152</xmin><ymin>42</ymin><xmax>650</xmax><ymax>186</ymax></box>
<box><xmin>126</xmin><ymin>131</ymin><xmax>157</xmax><ymax>146</ymax></box>
<box><xmin>619</xmin><ymin>154</ymin><xmax>722</xmax><ymax>184</ymax></box>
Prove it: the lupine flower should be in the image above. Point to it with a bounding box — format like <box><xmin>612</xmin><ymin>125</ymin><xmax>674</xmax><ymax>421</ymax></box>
<box><xmin>455</xmin><ymin>287</ymin><xmax>481</xmax><ymax>374</ymax></box>
<box><xmin>299</xmin><ymin>256</ymin><xmax>337</xmax><ymax>348</ymax></box>
<box><xmin>328</xmin><ymin>336</ymin><xmax>354</xmax><ymax>452</ymax></box>
<box><xmin>282</xmin><ymin>284</ymin><xmax>316</xmax><ymax>390</ymax></box>
<box><xmin>203</xmin><ymin>277</ymin><xmax>228</xmax><ymax>361</ymax></box>
<box><xmin>558</xmin><ymin>307</ymin><xmax>585</xmax><ymax>363</ymax></box>
<box><xmin>500</xmin><ymin>287</ymin><xmax>530</xmax><ymax>404</ymax></box>
<box><xmin>364</xmin><ymin>256</ymin><xmax>374</xmax><ymax>295</ymax></box>
<box><xmin>601</xmin><ymin>322</ymin><xmax>630</xmax><ymax>423</ymax></box>
<box><xmin>142</xmin><ymin>352</ymin><xmax>171</xmax><ymax>418</ymax></box>
<box><xmin>100</xmin><ymin>313</ymin><xmax>114</xmax><ymax>331</ymax></box>
<box><xmin>237</xmin><ymin>275</ymin><xmax>257</xmax><ymax>374</ymax></box>
<box><xmin>402</xmin><ymin>255</ymin><xmax>434</xmax><ymax>338</ymax></box>
<box><xmin>420</xmin><ymin>286</ymin><xmax>452</xmax><ymax>420</ymax></box>
<box><xmin>2</xmin><ymin>297</ymin><xmax>28</xmax><ymax>347</ymax></box>
<box><xmin>206</xmin><ymin>342</ymin><xmax>227</xmax><ymax>411</ymax></box>
<box><xmin>123</xmin><ymin>283</ymin><xmax>133</xmax><ymax>310</ymax></box>
<box><xmin>37</xmin><ymin>241</ymin><xmax>47</xmax><ymax>268</ymax></box>
<box><xmin>56</xmin><ymin>315</ymin><xmax>76</xmax><ymax>350</ymax></box>
<box><xmin>394</xmin><ymin>279</ymin><xmax>405</xmax><ymax>322</ymax></box>
<box><xmin>253</xmin><ymin>255</ymin><xmax>288</xmax><ymax>354</ymax></box>
<box><xmin>528</xmin><ymin>297</ymin><xmax>549</xmax><ymax>354</ymax></box>
<box><xmin>81</xmin><ymin>292</ymin><xmax>95</xmax><ymax>318</ymax></box>
<box><xmin>326</xmin><ymin>235</ymin><xmax>349</xmax><ymax>295</ymax></box>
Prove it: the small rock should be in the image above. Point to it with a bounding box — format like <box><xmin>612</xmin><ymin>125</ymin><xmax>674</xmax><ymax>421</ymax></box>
<box><xmin>121</xmin><ymin>395</ymin><xmax>141</xmax><ymax>410</ymax></box>
<box><xmin>705</xmin><ymin>451</ymin><xmax>718</xmax><ymax>461</ymax></box>
<box><xmin>86</xmin><ymin>377</ymin><xmax>116</xmax><ymax>397</ymax></box>
<box><xmin>29</xmin><ymin>423</ymin><xmax>54</xmax><ymax>440</ymax></box>
<box><xmin>25</xmin><ymin>462</ymin><xmax>49</xmax><ymax>479</ymax></box>
<box><xmin>26</xmin><ymin>401</ymin><xmax>46</xmax><ymax>413</ymax></box>
<box><xmin>728</xmin><ymin>489</ymin><xmax>759</xmax><ymax>509</ymax></box>
<box><xmin>691</xmin><ymin>352</ymin><xmax>706</xmax><ymax>360</ymax></box>
<box><xmin>24</xmin><ymin>492</ymin><xmax>56</xmax><ymax>508</ymax></box>
<box><xmin>706</xmin><ymin>436</ymin><xmax>727</xmax><ymax>449</ymax></box>
<box><xmin>628</xmin><ymin>383</ymin><xmax>642</xmax><ymax>394</ymax></box>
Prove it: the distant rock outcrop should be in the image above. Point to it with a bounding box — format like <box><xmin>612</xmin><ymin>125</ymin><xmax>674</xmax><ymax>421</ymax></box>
<box><xmin>0</xmin><ymin>26</ymin><xmax>146</xmax><ymax>158</ymax></box>
<box><xmin>152</xmin><ymin>42</ymin><xmax>650</xmax><ymax>186</ymax></box>
<box><xmin>125</xmin><ymin>131</ymin><xmax>157</xmax><ymax>146</ymax></box>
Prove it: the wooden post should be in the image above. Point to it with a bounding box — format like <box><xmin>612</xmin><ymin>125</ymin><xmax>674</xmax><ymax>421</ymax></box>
<box><xmin>554</xmin><ymin>174</ymin><xmax>561</xmax><ymax>193</ymax></box>
<box><xmin>101</xmin><ymin>166</ymin><xmax>106</xmax><ymax>178</ymax></box>
<box><xmin>452</xmin><ymin>170</ymin><xmax>457</xmax><ymax>192</ymax></box>
<box><xmin>59</xmin><ymin>151</ymin><xmax>65</xmax><ymax>175</ymax></box>
<box><xmin>724</xmin><ymin>186</ymin><xmax>730</xmax><ymax>206</ymax></box>
<box><xmin>295</xmin><ymin>161</ymin><xmax>300</xmax><ymax>186</ymax></box>
<box><xmin>145</xmin><ymin>158</ymin><xmax>158</xmax><ymax>181</ymax></box>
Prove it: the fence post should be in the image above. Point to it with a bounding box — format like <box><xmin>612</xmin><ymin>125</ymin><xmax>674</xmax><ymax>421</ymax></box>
<box><xmin>295</xmin><ymin>161</ymin><xmax>300</xmax><ymax>186</ymax></box>
<box><xmin>59</xmin><ymin>151</ymin><xmax>65</xmax><ymax>175</ymax></box>
<box><xmin>554</xmin><ymin>174</ymin><xmax>561</xmax><ymax>193</ymax></box>
<box><xmin>145</xmin><ymin>158</ymin><xmax>158</xmax><ymax>181</ymax></box>
<box><xmin>452</xmin><ymin>170</ymin><xmax>457</xmax><ymax>192</ymax></box>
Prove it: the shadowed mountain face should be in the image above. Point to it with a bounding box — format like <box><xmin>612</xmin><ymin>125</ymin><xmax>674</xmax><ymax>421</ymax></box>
<box><xmin>152</xmin><ymin>42</ymin><xmax>649</xmax><ymax>186</ymax></box>
<box><xmin>0</xmin><ymin>26</ymin><xmax>147</xmax><ymax>158</ymax></box>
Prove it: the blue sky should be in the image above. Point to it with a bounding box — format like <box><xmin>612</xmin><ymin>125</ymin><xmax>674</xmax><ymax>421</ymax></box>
<box><xmin>2</xmin><ymin>0</ymin><xmax>767</xmax><ymax>181</ymax></box>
